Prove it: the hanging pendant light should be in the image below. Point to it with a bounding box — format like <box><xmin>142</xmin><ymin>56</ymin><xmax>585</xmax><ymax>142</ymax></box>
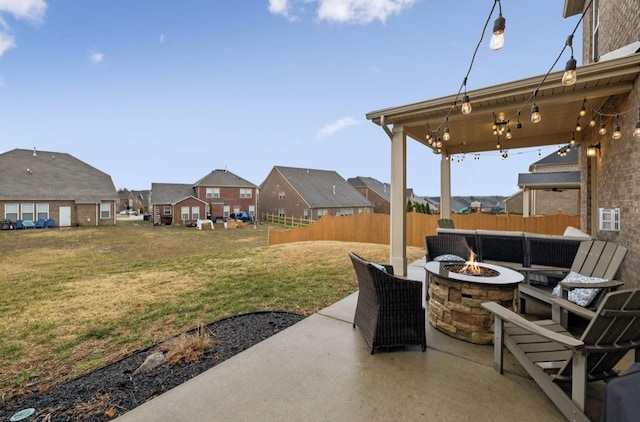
<box><xmin>461</xmin><ymin>95</ymin><xmax>472</xmax><ymax>114</ymax></box>
<box><xmin>561</xmin><ymin>35</ymin><xmax>577</xmax><ymax>86</ymax></box>
<box><xmin>489</xmin><ymin>1</ymin><xmax>505</xmax><ymax>51</ymax></box>
<box><xmin>530</xmin><ymin>104</ymin><xmax>541</xmax><ymax>123</ymax></box>
<box><xmin>611</xmin><ymin>115</ymin><xmax>622</xmax><ymax>140</ymax></box>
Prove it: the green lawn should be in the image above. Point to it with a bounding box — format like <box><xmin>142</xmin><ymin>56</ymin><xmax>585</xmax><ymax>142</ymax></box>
<box><xmin>0</xmin><ymin>220</ymin><xmax>423</xmax><ymax>401</ymax></box>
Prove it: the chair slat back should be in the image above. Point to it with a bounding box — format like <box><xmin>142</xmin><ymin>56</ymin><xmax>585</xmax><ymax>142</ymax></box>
<box><xmin>558</xmin><ymin>289</ymin><xmax>640</xmax><ymax>378</ymax></box>
<box><xmin>570</xmin><ymin>241</ymin><xmax>627</xmax><ymax>280</ymax></box>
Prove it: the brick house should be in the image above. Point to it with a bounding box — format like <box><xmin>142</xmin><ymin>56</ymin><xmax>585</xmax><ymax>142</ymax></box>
<box><xmin>260</xmin><ymin>166</ymin><xmax>373</xmax><ymax>220</ymax></box>
<box><xmin>0</xmin><ymin>148</ymin><xmax>118</xmax><ymax>227</ymax></box>
<box><xmin>347</xmin><ymin>176</ymin><xmax>391</xmax><ymax>214</ymax></box>
<box><xmin>118</xmin><ymin>189</ymin><xmax>150</xmax><ymax>214</ymax></box>
<box><xmin>505</xmin><ymin>146</ymin><xmax>580</xmax><ymax>215</ymax></box>
<box><xmin>150</xmin><ymin>169</ymin><xmax>257</xmax><ymax>225</ymax></box>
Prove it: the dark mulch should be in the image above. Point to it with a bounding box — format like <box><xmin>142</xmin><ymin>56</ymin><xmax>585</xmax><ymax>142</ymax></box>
<box><xmin>1</xmin><ymin>311</ymin><xmax>305</xmax><ymax>422</ymax></box>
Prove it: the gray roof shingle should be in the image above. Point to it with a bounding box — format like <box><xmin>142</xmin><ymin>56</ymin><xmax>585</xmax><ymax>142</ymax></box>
<box><xmin>0</xmin><ymin>148</ymin><xmax>117</xmax><ymax>203</ymax></box>
<box><xmin>194</xmin><ymin>169</ymin><xmax>256</xmax><ymax>187</ymax></box>
<box><xmin>347</xmin><ymin>176</ymin><xmax>391</xmax><ymax>202</ymax></box>
<box><xmin>275</xmin><ymin>166</ymin><xmax>372</xmax><ymax>208</ymax></box>
<box><xmin>150</xmin><ymin>183</ymin><xmax>198</xmax><ymax>204</ymax></box>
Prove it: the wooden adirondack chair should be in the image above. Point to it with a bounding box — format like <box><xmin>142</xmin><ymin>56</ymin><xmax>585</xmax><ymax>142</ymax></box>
<box><xmin>519</xmin><ymin>240</ymin><xmax>627</xmax><ymax>325</ymax></box>
<box><xmin>482</xmin><ymin>289</ymin><xmax>640</xmax><ymax>422</ymax></box>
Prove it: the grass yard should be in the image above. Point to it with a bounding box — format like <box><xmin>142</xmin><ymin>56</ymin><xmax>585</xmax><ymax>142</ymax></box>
<box><xmin>0</xmin><ymin>220</ymin><xmax>424</xmax><ymax>402</ymax></box>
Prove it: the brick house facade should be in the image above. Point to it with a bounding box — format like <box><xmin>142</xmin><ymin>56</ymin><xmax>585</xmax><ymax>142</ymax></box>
<box><xmin>260</xmin><ymin>166</ymin><xmax>372</xmax><ymax>220</ymax></box>
<box><xmin>566</xmin><ymin>0</ymin><xmax>640</xmax><ymax>286</ymax></box>
<box><xmin>0</xmin><ymin>149</ymin><xmax>118</xmax><ymax>227</ymax></box>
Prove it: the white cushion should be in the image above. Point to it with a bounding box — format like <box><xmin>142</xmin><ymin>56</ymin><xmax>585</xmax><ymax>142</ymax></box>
<box><xmin>563</xmin><ymin>226</ymin><xmax>591</xmax><ymax>238</ymax></box>
<box><xmin>552</xmin><ymin>271</ymin><xmax>607</xmax><ymax>307</ymax></box>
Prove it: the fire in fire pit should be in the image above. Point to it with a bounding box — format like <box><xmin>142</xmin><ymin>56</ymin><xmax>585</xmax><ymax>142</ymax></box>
<box><xmin>444</xmin><ymin>253</ymin><xmax>500</xmax><ymax>277</ymax></box>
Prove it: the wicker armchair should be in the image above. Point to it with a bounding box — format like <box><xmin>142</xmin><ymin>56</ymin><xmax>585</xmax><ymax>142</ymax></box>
<box><xmin>348</xmin><ymin>252</ymin><xmax>426</xmax><ymax>354</ymax></box>
<box><xmin>436</xmin><ymin>218</ymin><xmax>455</xmax><ymax>229</ymax></box>
<box><xmin>424</xmin><ymin>234</ymin><xmax>475</xmax><ymax>263</ymax></box>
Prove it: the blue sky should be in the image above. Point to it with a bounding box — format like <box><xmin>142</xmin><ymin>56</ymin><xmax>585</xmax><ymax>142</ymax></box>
<box><xmin>0</xmin><ymin>0</ymin><xmax>583</xmax><ymax>196</ymax></box>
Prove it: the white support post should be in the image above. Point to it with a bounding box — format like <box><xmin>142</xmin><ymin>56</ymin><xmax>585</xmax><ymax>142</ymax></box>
<box><xmin>440</xmin><ymin>155</ymin><xmax>452</xmax><ymax>218</ymax></box>
<box><xmin>390</xmin><ymin>125</ymin><xmax>407</xmax><ymax>275</ymax></box>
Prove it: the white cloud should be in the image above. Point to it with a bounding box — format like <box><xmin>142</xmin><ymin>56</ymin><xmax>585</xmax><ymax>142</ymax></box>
<box><xmin>0</xmin><ymin>31</ymin><xmax>15</xmax><ymax>56</ymax></box>
<box><xmin>89</xmin><ymin>50</ymin><xmax>104</xmax><ymax>64</ymax></box>
<box><xmin>317</xmin><ymin>0</ymin><xmax>416</xmax><ymax>24</ymax></box>
<box><xmin>269</xmin><ymin>0</ymin><xmax>415</xmax><ymax>24</ymax></box>
<box><xmin>0</xmin><ymin>0</ymin><xmax>47</xmax><ymax>23</ymax></box>
<box><xmin>0</xmin><ymin>0</ymin><xmax>47</xmax><ymax>57</ymax></box>
<box><xmin>316</xmin><ymin>116</ymin><xmax>361</xmax><ymax>140</ymax></box>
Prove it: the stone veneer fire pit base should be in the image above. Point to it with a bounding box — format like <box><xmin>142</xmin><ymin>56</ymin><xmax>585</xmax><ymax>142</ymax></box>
<box><xmin>428</xmin><ymin>272</ymin><xmax>518</xmax><ymax>345</ymax></box>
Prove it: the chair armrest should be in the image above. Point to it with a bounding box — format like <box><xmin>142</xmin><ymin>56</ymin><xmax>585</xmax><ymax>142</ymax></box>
<box><xmin>559</xmin><ymin>280</ymin><xmax>624</xmax><ymax>291</ymax></box>
<box><xmin>481</xmin><ymin>302</ymin><xmax>583</xmax><ymax>348</ymax></box>
<box><xmin>548</xmin><ymin>297</ymin><xmax>596</xmax><ymax>321</ymax></box>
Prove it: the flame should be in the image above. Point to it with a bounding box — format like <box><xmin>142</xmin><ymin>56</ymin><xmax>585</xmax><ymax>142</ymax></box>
<box><xmin>460</xmin><ymin>251</ymin><xmax>482</xmax><ymax>276</ymax></box>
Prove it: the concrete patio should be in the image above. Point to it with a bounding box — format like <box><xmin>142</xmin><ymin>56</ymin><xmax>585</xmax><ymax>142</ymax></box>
<box><xmin>115</xmin><ymin>259</ymin><xmax>621</xmax><ymax>421</ymax></box>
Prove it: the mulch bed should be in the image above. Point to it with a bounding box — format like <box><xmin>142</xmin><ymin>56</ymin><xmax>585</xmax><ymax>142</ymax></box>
<box><xmin>0</xmin><ymin>311</ymin><xmax>305</xmax><ymax>422</ymax></box>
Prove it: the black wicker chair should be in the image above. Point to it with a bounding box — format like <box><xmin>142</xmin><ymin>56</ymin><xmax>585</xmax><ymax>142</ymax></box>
<box><xmin>424</xmin><ymin>234</ymin><xmax>475</xmax><ymax>262</ymax></box>
<box><xmin>436</xmin><ymin>218</ymin><xmax>455</xmax><ymax>229</ymax></box>
<box><xmin>348</xmin><ymin>252</ymin><xmax>426</xmax><ymax>354</ymax></box>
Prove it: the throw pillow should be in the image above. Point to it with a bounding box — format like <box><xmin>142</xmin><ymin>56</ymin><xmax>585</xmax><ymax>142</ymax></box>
<box><xmin>433</xmin><ymin>254</ymin><xmax>466</xmax><ymax>263</ymax></box>
<box><xmin>552</xmin><ymin>271</ymin><xmax>607</xmax><ymax>307</ymax></box>
<box><xmin>370</xmin><ymin>262</ymin><xmax>387</xmax><ymax>273</ymax></box>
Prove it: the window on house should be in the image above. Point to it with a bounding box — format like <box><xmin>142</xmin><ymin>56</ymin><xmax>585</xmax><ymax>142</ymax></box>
<box><xmin>303</xmin><ymin>209</ymin><xmax>308</xmax><ymax>219</ymax></box>
<box><xmin>248</xmin><ymin>205</ymin><xmax>255</xmax><ymax>218</ymax></box>
<box><xmin>100</xmin><ymin>202</ymin><xmax>110</xmax><ymax>219</ymax></box>
<box><xmin>340</xmin><ymin>208</ymin><xmax>354</xmax><ymax>216</ymax></box>
<box><xmin>278</xmin><ymin>208</ymin><xmax>285</xmax><ymax>217</ymax></box>
<box><xmin>163</xmin><ymin>206</ymin><xmax>171</xmax><ymax>215</ymax></box>
<box><xmin>278</xmin><ymin>191</ymin><xmax>285</xmax><ymax>200</ymax></box>
<box><xmin>599</xmin><ymin>207</ymin><xmax>620</xmax><ymax>231</ymax></box>
<box><xmin>5</xmin><ymin>203</ymin><xmax>18</xmax><ymax>222</ymax></box>
<box><xmin>206</xmin><ymin>188</ymin><xmax>220</xmax><ymax>198</ymax></box>
<box><xmin>37</xmin><ymin>203</ymin><xmax>49</xmax><ymax>220</ymax></box>
<box><xmin>317</xmin><ymin>209</ymin><xmax>327</xmax><ymax>218</ymax></box>
<box><xmin>240</xmin><ymin>188</ymin><xmax>252</xmax><ymax>198</ymax></box>
<box><xmin>223</xmin><ymin>205</ymin><xmax>230</xmax><ymax>218</ymax></box>
<box><xmin>21</xmin><ymin>203</ymin><xmax>34</xmax><ymax>221</ymax></box>
<box><xmin>192</xmin><ymin>206</ymin><xmax>200</xmax><ymax>220</ymax></box>
<box><xmin>181</xmin><ymin>206</ymin><xmax>189</xmax><ymax>221</ymax></box>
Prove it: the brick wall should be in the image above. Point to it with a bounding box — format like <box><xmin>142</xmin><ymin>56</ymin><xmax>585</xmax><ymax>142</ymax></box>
<box><xmin>578</xmin><ymin>0</ymin><xmax>640</xmax><ymax>286</ymax></box>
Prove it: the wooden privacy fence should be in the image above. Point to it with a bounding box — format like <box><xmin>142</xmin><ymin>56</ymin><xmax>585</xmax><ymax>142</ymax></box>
<box><xmin>268</xmin><ymin>212</ymin><xmax>581</xmax><ymax>247</ymax></box>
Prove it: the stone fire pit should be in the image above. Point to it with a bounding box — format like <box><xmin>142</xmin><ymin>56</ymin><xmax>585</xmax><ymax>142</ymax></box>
<box><xmin>425</xmin><ymin>261</ymin><xmax>523</xmax><ymax>344</ymax></box>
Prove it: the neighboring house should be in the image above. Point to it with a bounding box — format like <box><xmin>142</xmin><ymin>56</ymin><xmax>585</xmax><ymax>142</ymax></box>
<box><xmin>0</xmin><ymin>148</ymin><xmax>118</xmax><ymax>227</ymax></box>
<box><xmin>118</xmin><ymin>189</ymin><xmax>150</xmax><ymax>214</ymax></box>
<box><xmin>347</xmin><ymin>176</ymin><xmax>391</xmax><ymax>214</ymax></box>
<box><xmin>150</xmin><ymin>169</ymin><xmax>258</xmax><ymax>225</ymax></box>
<box><xmin>193</xmin><ymin>169</ymin><xmax>258</xmax><ymax>220</ymax></box>
<box><xmin>150</xmin><ymin>183</ymin><xmax>208</xmax><ymax>225</ymax></box>
<box><xmin>505</xmin><ymin>146</ymin><xmax>580</xmax><ymax>216</ymax></box>
<box><xmin>260</xmin><ymin>166</ymin><xmax>373</xmax><ymax>220</ymax></box>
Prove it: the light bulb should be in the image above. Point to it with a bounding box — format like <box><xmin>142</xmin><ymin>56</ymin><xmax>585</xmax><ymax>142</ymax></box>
<box><xmin>579</xmin><ymin>105</ymin><xmax>587</xmax><ymax>117</ymax></box>
<box><xmin>589</xmin><ymin>115</ymin><xmax>597</xmax><ymax>127</ymax></box>
<box><xmin>461</xmin><ymin>95</ymin><xmax>472</xmax><ymax>114</ymax></box>
<box><xmin>561</xmin><ymin>57</ymin><xmax>577</xmax><ymax>86</ymax></box>
<box><xmin>598</xmin><ymin>122</ymin><xmax>606</xmax><ymax>135</ymax></box>
<box><xmin>612</xmin><ymin>124</ymin><xmax>622</xmax><ymax>140</ymax></box>
<box><xmin>505</xmin><ymin>127</ymin><xmax>512</xmax><ymax>139</ymax></box>
<box><xmin>530</xmin><ymin>104</ymin><xmax>541</xmax><ymax>124</ymax></box>
<box><xmin>443</xmin><ymin>127</ymin><xmax>451</xmax><ymax>141</ymax></box>
<box><xmin>634</xmin><ymin>121</ymin><xmax>640</xmax><ymax>138</ymax></box>
<box><xmin>576</xmin><ymin>122</ymin><xmax>582</xmax><ymax>132</ymax></box>
<box><xmin>490</xmin><ymin>15</ymin><xmax>505</xmax><ymax>51</ymax></box>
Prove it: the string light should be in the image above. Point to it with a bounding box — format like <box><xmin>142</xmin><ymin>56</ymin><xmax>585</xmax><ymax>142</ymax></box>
<box><xmin>530</xmin><ymin>103</ymin><xmax>541</xmax><ymax>124</ymax></box>
<box><xmin>489</xmin><ymin>0</ymin><xmax>506</xmax><ymax>51</ymax></box>
<box><xmin>635</xmin><ymin>106</ymin><xmax>640</xmax><ymax>138</ymax></box>
<box><xmin>579</xmin><ymin>98</ymin><xmax>587</xmax><ymax>116</ymax></box>
<box><xmin>598</xmin><ymin>117</ymin><xmax>607</xmax><ymax>135</ymax></box>
<box><xmin>561</xmin><ymin>35</ymin><xmax>577</xmax><ymax>86</ymax></box>
<box><xmin>611</xmin><ymin>115</ymin><xmax>622</xmax><ymax>140</ymax></box>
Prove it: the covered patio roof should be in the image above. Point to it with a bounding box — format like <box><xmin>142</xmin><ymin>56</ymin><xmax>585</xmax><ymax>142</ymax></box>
<box><xmin>366</xmin><ymin>53</ymin><xmax>640</xmax><ymax>155</ymax></box>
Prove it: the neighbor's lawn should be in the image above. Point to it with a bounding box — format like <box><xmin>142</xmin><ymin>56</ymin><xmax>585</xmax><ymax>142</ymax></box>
<box><xmin>0</xmin><ymin>220</ymin><xmax>423</xmax><ymax>401</ymax></box>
